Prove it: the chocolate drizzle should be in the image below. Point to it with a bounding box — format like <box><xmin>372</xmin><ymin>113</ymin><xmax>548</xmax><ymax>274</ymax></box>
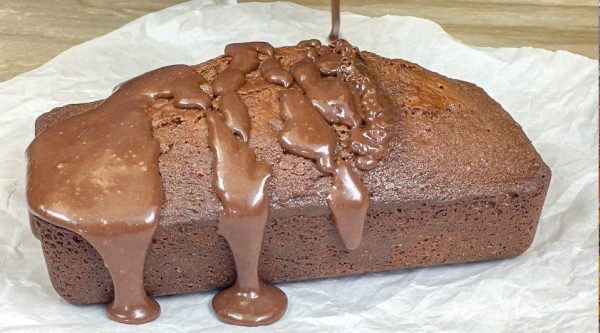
<box><xmin>327</xmin><ymin>159</ymin><xmax>369</xmax><ymax>250</ymax></box>
<box><xmin>297</xmin><ymin>40</ymin><xmax>393</xmax><ymax>171</ymax></box>
<box><xmin>260</xmin><ymin>57</ymin><xmax>294</xmax><ymax>88</ymax></box>
<box><xmin>278</xmin><ymin>89</ymin><xmax>369</xmax><ymax>250</ymax></box>
<box><xmin>279</xmin><ymin>90</ymin><xmax>337</xmax><ymax>173</ymax></box>
<box><xmin>208</xmin><ymin>42</ymin><xmax>287</xmax><ymax>326</ymax></box>
<box><xmin>27</xmin><ymin>33</ymin><xmax>393</xmax><ymax>325</ymax></box>
<box><xmin>332</xmin><ymin>41</ymin><xmax>393</xmax><ymax>170</ymax></box>
<box><xmin>218</xmin><ymin>93</ymin><xmax>251</xmax><ymax>142</ymax></box>
<box><xmin>26</xmin><ymin>65</ymin><xmax>210</xmax><ymax>324</ymax></box>
<box><xmin>329</xmin><ymin>0</ymin><xmax>341</xmax><ymax>41</ymax></box>
<box><xmin>292</xmin><ymin>59</ymin><xmax>362</xmax><ymax>128</ymax></box>
<box><xmin>281</xmin><ymin>38</ymin><xmax>396</xmax><ymax>250</ymax></box>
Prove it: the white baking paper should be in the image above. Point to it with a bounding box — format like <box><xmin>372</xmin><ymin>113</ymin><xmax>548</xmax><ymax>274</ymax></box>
<box><xmin>0</xmin><ymin>1</ymin><xmax>597</xmax><ymax>332</ymax></box>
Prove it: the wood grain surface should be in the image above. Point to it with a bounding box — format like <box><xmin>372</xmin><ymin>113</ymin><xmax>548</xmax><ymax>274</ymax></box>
<box><xmin>0</xmin><ymin>0</ymin><xmax>597</xmax><ymax>82</ymax></box>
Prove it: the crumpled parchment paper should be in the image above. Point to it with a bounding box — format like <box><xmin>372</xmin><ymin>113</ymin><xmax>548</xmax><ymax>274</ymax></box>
<box><xmin>0</xmin><ymin>1</ymin><xmax>597</xmax><ymax>332</ymax></box>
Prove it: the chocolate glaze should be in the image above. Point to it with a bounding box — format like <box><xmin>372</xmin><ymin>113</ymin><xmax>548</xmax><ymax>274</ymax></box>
<box><xmin>292</xmin><ymin>59</ymin><xmax>362</xmax><ymax>128</ymax></box>
<box><xmin>278</xmin><ymin>38</ymin><xmax>395</xmax><ymax>249</ymax></box>
<box><xmin>25</xmin><ymin>0</ymin><xmax>395</xmax><ymax>320</ymax></box>
<box><xmin>213</xmin><ymin>68</ymin><xmax>247</xmax><ymax>97</ymax></box>
<box><xmin>298</xmin><ymin>40</ymin><xmax>394</xmax><ymax>171</ymax></box>
<box><xmin>278</xmin><ymin>89</ymin><xmax>369</xmax><ymax>249</ymax></box>
<box><xmin>28</xmin><ymin>30</ymin><xmax>391</xmax><ymax>327</ymax></box>
<box><xmin>26</xmin><ymin>65</ymin><xmax>209</xmax><ymax>324</ymax></box>
<box><xmin>260</xmin><ymin>57</ymin><xmax>294</xmax><ymax>88</ymax></box>
<box><xmin>208</xmin><ymin>42</ymin><xmax>287</xmax><ymax>326</ymax></box>
<box><xmin>218</xmin><ymin>93</ymin><xmax>251</xmax><ymax>142</ymax></box>
<box><xmin>279</xmin><ymin>89</ymin><xmax>337</xmax><ymax>173</ymax></box>
<box><xmin>329</xmin><ymin>0</ymin><xmax>341</xmax><ymax>41</ymax></box>
<box><xmin>331</xmin><ymin>40</ymin><xmax>393</xmax><ymax>170</ymax></box>
<box><xmin>207</xmin><ymin>111</ymin><xmax>287</xmax><ymax>326</ymax></box>
<box><xmin>213</xmin><ymin>42</ymin><xmax>276</xmax><ymax>142</ymax></box>
<box><xmin>327</xmin><ymin>159</ymin><xmax>369</xmax><ymax>250</ymax></box>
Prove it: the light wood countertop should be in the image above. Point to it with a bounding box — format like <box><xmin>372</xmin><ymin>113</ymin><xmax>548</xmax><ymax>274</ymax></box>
<box><xmin>0</xmin><ymin>0</ymin><xmax>597</xmax><ymax>82</ymax></box>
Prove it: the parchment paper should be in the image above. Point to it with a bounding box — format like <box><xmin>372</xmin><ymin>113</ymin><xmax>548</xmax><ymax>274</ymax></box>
<box><xmin>0</xmin><ymin>1</ymin><xmax>597</xmax><ymax>332</ymax></box>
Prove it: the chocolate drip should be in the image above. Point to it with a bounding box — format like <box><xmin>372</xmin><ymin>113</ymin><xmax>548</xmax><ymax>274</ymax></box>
<box><xmin>299</xmin><ymin>39</ymin><xmax>393</xmax><ymax>171</ymax></box>
<box><xmin>212</xmin><ymin>68</ymin><xmax>247</xmax><ymax>96</ymax></box>
<box><xmin>260</xmin><ymin>57</ymin><xmax>294</xmax><ymax>88</ymax></box>
<box><xmin>327</xmin><ymin>159</ymin><xmax>369</xmax><ymax>250</ymax></box>
<box><xmin>218</xmin><ymin>93</ymin><xmax>250</xmax><ymax>142</ymax></box>
<box><xmin>329</xmin><ymin>0</ymin><xmax>341</xmax><ymax>41</ymax></box>
<box><xmin>292</xmin><ymin>59</ymin><xmax>362</xmax><ymax>128</ymax></box>
<box><xmin>209</xmin><ymin>42</ymin><xmax>287</xmax><ymax>326</ymax></box>
<box><xmin>279</xmin><ymin>90</ymin><xmax>336</xmax><ymax>173</ymax></box>
<box><xmin>297</xmin><ymin>39</ymin><xmax>322</xmax><ymax>48</ymax></box>
<box><xmin>278</xmin><ymin>86</ymin><xmax>369</xmax><ymax>250</ymax></box>
<box><xmin>331</xmin><ymin>40</ymin><xmax>393</xmax><ymax>170</ymax></box>
<box><xmin>26</xmin><ymin>65</ymin><xmax>209</xmax><ymax>324</ymax></box>
<box><xmin>214</xmin><ymin>42</ymin><xmax>278</xmax><ymax>141</ymax></box>
<box><xmin>281</xmin><ymin>39</ymin><xmax>393</xmax><ymax>249</ymax></box>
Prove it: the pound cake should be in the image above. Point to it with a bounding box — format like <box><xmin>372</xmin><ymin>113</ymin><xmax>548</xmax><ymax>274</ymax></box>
<box><xmin>27</xmin><ymin>39</ymin><xmax>550</xmax><ymax>325</ymax></box>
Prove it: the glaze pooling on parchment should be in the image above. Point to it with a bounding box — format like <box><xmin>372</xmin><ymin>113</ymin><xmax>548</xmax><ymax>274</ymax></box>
<box><xmin>208</xmin><ymin>42</ymin><xmax>288</xmax><ymax>326</ymax></box>
<box><xmin>26</xmin><ymin>65</ymin><xmax>210</xmax><ymax>324</ymax></box>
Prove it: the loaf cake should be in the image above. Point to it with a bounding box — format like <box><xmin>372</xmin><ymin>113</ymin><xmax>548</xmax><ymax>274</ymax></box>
<box><xmin>27</xmin><ymin>40</ymin><xmax>550</xmax><ymax>325</ymax></box>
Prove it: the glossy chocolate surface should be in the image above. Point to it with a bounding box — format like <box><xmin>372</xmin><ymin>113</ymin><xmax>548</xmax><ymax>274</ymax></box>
<box><xmin>27</xmin><ymin>39</ymin><xmax>551</xmax><ymax>329</ymax></box>
<box><xmin>26</xmin><ymin>65</ymin><xmax>209</xmax><ymax>324</ymax></box>
<box><xmin>27</xmin><ymin>0</ymin><xmax>417</xmax><ymax>326</ymax></box>
<box><xmin>209</xmin><ymin>42</ymin><xmax>288</xmax><ymax>326</ymax></box>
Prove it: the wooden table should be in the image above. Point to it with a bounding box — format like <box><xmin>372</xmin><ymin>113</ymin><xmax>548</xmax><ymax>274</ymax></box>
<box><xmin>0</xmin><ymin>0</ymin><xmax>596</xmax><ymax>82</ymax></box>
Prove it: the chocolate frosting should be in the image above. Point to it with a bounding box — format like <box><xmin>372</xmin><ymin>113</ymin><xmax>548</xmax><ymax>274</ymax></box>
<box><xmin>260</xmin><ymin>57</ymin><xmax>294</xmax><ymax>88</ymax></box>
<box><xmin>26</xmin><ymin>65</ymin><xmax>209</xmax><ymax>324</ymax></box>
<box><xmin>218</xmin><ymin>93</ymin><xmax>251</xmax><ymax>142</ymax></box>
<box><xmin>327</xmin><ymin>159</ymin><xmax>369</xmax><ymax>250</ymax></box>
<box><xmin>292</xmin><ymin>59</ymin><xmax>362</xmax><ymax>128</ymax></box>
<box><xmin>278</xmin><ymin>89</ymin><xmax>369</xmax><ymax>249</ymax></box>
<box><xmin>207</xmin><ymin>111</ymin><xmax>287</xmax><ymax>326</ymax></box>
<box><xmin>279</xmin><ymin>89</ymin><xmax>337</xmax><ymax>173</ymax></box>
<box><xmin>209</xmin><ymin>42</ymin><xmax>288</xmax><ymax>326</ymax></box>
<box><xmin>26</xmin><ymin>0</ymin><xmax>394</xmax><ymax>324</ymax></box>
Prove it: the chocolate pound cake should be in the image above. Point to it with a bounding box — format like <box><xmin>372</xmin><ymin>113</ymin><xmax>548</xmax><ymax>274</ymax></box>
<box><xmin>27</xmin><ymin>40</ymin><xmax>550</xmax><ymax>325</ymax></box>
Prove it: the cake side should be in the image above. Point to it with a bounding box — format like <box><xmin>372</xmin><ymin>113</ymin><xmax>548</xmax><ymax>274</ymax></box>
<box><xmin>30</xmin><ymin>47</ymin><xmax>550</xmax><ymax>304</ymax></box>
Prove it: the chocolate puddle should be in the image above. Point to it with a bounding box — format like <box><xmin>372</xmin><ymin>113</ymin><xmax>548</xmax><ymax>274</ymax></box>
<box><xmin>26</xmin><ymin>65</ymin><xmax>210</xmax><ymax>324</ymax></box>
<box><xmin>209</xmin><ymin>42</ymin><xmax>288</xmax><ymax>326</ymax></box>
